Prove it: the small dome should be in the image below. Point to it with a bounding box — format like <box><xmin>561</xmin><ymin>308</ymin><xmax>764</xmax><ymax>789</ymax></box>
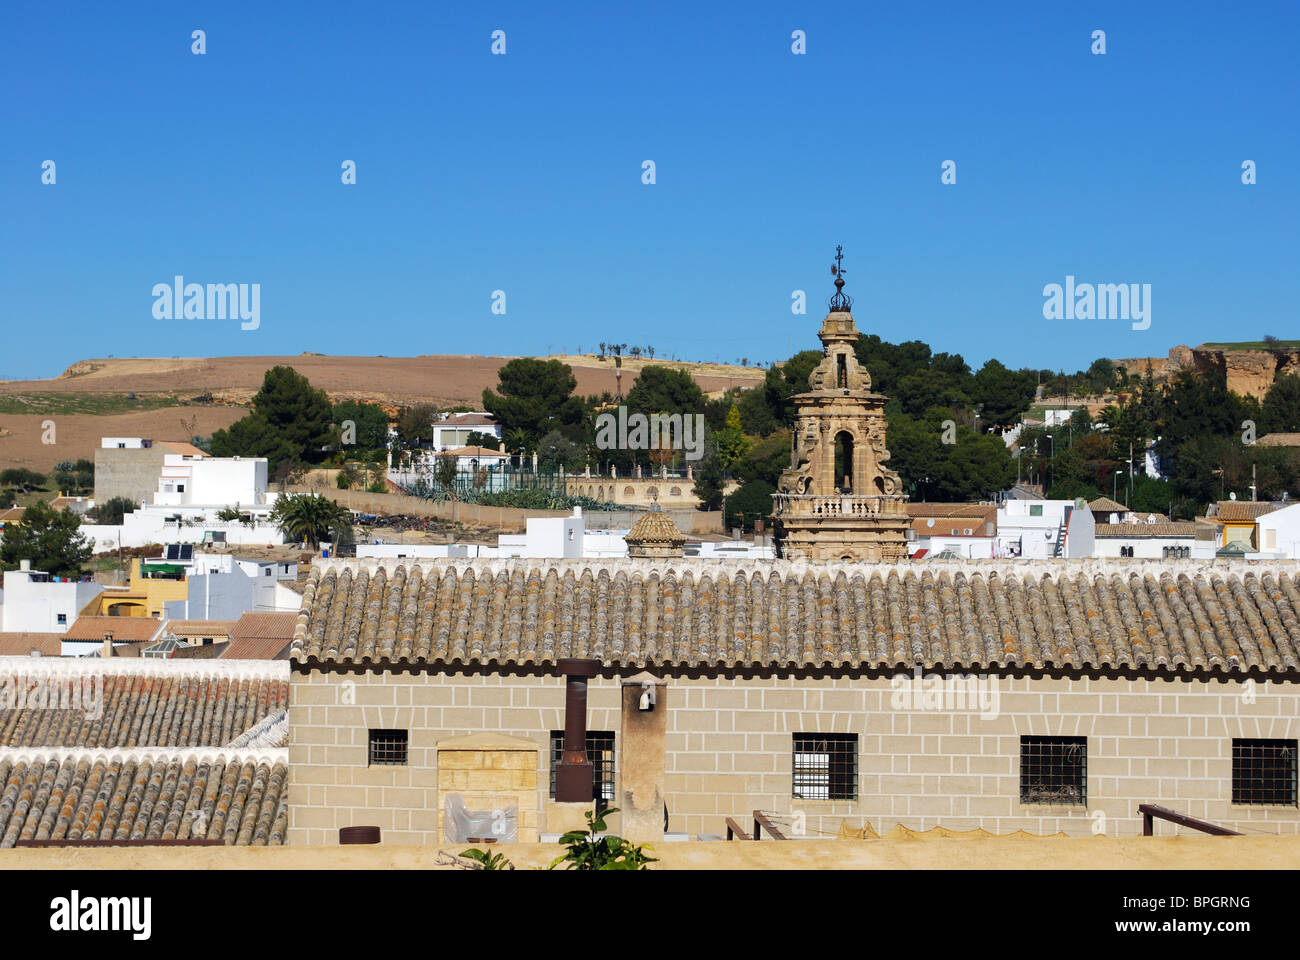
<box><xmin>626</xmin><ymin>506</ymin><xmax>686</xmax><ymax>558</ymax></box>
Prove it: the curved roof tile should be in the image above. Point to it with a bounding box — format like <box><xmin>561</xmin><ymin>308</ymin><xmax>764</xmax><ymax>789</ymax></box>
<box><xmin>289</xmin><ymin>558</ymin><xmax>1300</xmax><ymax>675</ymax></box>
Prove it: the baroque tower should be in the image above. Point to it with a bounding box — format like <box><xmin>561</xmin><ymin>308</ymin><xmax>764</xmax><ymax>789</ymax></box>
<box><xmin>772</xmin><ymin>247</ymin><xmax>910</xmax><ymax>561</ymax></box>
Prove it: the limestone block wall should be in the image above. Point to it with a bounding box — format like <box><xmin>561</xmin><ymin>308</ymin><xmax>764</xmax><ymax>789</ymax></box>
<box><xmin>435</xmin><ymin>736</ymin><xmax>539</xmax><ymax>842</ymax></box>
<box><xmin>287</xmin><ymin>669</ymin><xmax>1300</xmax><ymax>845</ymax></box>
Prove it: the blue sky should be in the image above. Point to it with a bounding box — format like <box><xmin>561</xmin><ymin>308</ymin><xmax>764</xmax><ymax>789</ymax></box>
<box><xmin>2</xmin><ymin>1</ymin><xmax>1297</xmax><ymax>380</ymax></box>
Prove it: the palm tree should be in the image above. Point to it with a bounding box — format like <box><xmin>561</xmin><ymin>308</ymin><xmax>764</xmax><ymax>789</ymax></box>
<box><xmin>269</xmin><ymin>493</ymin><xmax>353</xmax><ymax>549</ymax></box>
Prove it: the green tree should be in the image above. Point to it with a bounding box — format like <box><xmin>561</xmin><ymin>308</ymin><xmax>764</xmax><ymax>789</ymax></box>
<box><xmin>536</xmin><ymin>429</ymin><xmax>587</xmax><ymax>472</ymax></box>
<box><xmin>482</xmin><ymin>358</ymin><xmax>584</xmax><ymax>446</ymax></box>
<box><xmin>332</xmin><ymin>400</ymin><xmax>390</xmax><ymax>451</ymax></box>
<box><xmin>210</xmin><ymin>366</ymin><xmax>334</xmax><ymax>473</ymax></box>
<box><xmin>625</xmin><ymin>366</ymin><xmax>706</xmax><ymax>418</ymax></box>
<box><xmin>0</xmin><ymin>468</ymin><xmax>47</xmax><ymax>495</ymax></box>
<box><xmin>434</xmin><ymin>453</ymin><xmax>459</xmax><ymax>498</ymax></box>
<box><xmin>971</xmin><ymin>359</ymin><xmax>1036</xmax><ymax>430</ymax></box>
<box><xmin>0</xmin><ymin>499</ymin><xmax>92</xmax><ymax>577</ymax></box>
<box><xmin>724</xmin><ymin>479</ymin><xmax>775</xmax><ymax>532</ymax></box>
<box><xmin>269</xmin><ymin>493</ymin><xmax>353</xmax><ymax>549</ymax></box>
<box><xmin>395</xmin><ymin>403</ymin><xmax>438</xmax><ymax>449</ymax></box>
<box><xmin>336</xmin><ymin>464</ymin><xmax>360</xmax><ymax>489</ymax></box>
<box><xmin>1262</xmin><ymin>374</ymin><xmax>1300</xmax><ymax>434</ymax></box>
<box><xmin>714</xmin><ymin>405</ymin><xmax>750</xmax><ymax>474</ymax></box>
<box><xmin>692</xmin><ymin>457</ymin><xmax>725</xmax><ymax>511</ymax></box>
<box><xmin>52</xmin><ymin>459</ymin><xmax>94</xmax><ymax>496</ymax></box>
<box><xmin>87</xmin><ymin>496</ymin><xmax>137</xmax><ymax>525</ymax></box>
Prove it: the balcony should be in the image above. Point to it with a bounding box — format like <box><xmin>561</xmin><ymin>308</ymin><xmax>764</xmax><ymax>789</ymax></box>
<box><xmin>772</xmin><ymin>493</ymin><xmax>907</xmax><ymax>519</ymax></box>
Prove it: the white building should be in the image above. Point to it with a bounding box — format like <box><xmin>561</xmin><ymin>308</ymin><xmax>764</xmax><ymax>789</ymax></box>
<box><xmin>431</xmin><ymin>412</ymin><xmax>501</xmax><ymax>452</ymax></box>
<box><xmin>996</xmin><ymin>499</ymin><xmax>1095</xmax><ymax>559</ymax></box>
<box><xmin>80</xmin><ymin>451</ymin><xmax>283</xmax><ymax>552</ymax></box>
<box><xmin>354</xmin><ymin>507</ymin><xmax>779</xmax><ymax>561</ymax></box>
<box><xmin>1253</xmin><ymin>503</ymin><xmax>1300</xmax><ymax>559</ymax></box>
<box><xmin>1</xmin><ymin>561</ymin><xmax>103</xmax><ymax>633</ymax></box>
<box><xmin>1092</xmin><ymin>522</ymin><xmax>1212</xmax><ymax>560</ymax></box>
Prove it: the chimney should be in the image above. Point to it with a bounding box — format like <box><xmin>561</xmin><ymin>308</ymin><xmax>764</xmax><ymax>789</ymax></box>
<box><xmin>19</xmin><ymin>559</ymin><xmax>31</xmax><ymax>571</ymax></box>
<box><xmin>554</xmin><ymin>658</ymin><xmax>599</xmax><ymax>802</ymax></box>
<box><xmin>101</xmin><ymin>635</ymin><xmax>114</xmax><ymax>658</ymax></box>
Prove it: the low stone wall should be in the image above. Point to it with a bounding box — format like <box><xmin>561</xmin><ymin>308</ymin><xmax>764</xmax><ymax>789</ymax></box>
<box><xmin>1</xmin><ymin>835</ymin><xmax>1294</xmax><ymax>870</ymax></box>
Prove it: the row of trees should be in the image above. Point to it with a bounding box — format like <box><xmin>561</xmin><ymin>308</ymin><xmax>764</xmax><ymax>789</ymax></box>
<box><xmin>1027</xmin><ymin>367</ymin><xmax>1300</xmax><ymax>518</ymax></box>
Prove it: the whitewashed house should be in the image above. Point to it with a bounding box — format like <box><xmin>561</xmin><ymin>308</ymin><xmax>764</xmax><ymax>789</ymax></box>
<box><xmin>995</xmin><ymin>499</ymin><xmax>1094</xmax><ymax>558</ymax></box>
<box><xmin>0</xmin><ymin>562</ymin><xmax>103</xmax><ymax>633</ymax></box>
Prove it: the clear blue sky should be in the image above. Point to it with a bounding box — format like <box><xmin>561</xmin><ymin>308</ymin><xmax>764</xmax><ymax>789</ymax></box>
<box><xmin>2</xmin><ymin>1</ymin><xmax>1296</xmax><ymax>380</ymax></box>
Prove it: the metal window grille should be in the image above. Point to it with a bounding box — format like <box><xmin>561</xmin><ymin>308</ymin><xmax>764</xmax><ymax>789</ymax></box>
<box><xmin>792</xmin><ymin>733</ymin><xmax>858</xmax><ymax>800</ymax></box>
<box><xmin>368</xmin><ymin>729</ymin><xmax>408</xmax><ymax>766</ymax></box>
<box><xmin>549</xmin><ymin>731</ymin><xmax>616</xmax><ymax>808</ymax></box>
<box><xmin>1232</xmin><ymin>739</ymin><xmax>1297</xmax><ymax>806</ymax></box>
<box><xmin>1019</xmin><ymin>736</ymin><xmax>1087</xmax><ymax>804</ymax></box>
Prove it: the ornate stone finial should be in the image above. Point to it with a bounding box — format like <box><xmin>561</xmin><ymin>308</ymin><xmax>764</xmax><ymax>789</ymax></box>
<box><xmin>829</xmin><ymin>244</ymin><xmax>853</xmax><ymax>313</ymax></box>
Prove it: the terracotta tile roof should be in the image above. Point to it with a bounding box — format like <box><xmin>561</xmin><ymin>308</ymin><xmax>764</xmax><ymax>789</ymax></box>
<box><xmin>166</xmin><ymin>620</ymin><xmax>236</xmax><ymax>640</ymax></box>
<box><xmin>223</xmin><ymin>613</ymin><xmax>296</xmax><ymax>660</ymax></box>
<box><xmin>1095</xmin><ymin>523</ymin><xmax>1199</xmax><ymax>538</ymax></box>
<box><xmin>906</xmin><ymin>503</ymin><xmax>996</xmax><ymax>518</ymax></box>
<box><xmin>0</xmin><ymin>634</ymin><xmax>64</xmax><ymax>658</ymax></box>
<box><xmin>170</xmin><ymin>641</ymin><xmax>231</xmax><ymax>660</ymax></box>
<box><xmin>0</xmin><ymin>750</ymin><xmax>287</xmax><ymax>846</ymax></box>
<box><xmin>291</xmin><ymin>559</ymin><xmax>1300</xmax><ymax>675</ymax></box>
<box><xmin>0</xmin><ymin>508</ymin><xmax>25</xmax><ymax>524</ymax></box>
<box><xmin>442</xmin><ymin>413</ymin><xmax>497</xmax><ymax>427</ymax></box>
<box><xmin>1213</xmin><ymin>501</ymin><xmax>1284</xmax><ymax>522</ymax></box>
<box><xmin>1088</xmin><ymin>497</ymin><xmax>1128</xmax><ymax>513</ymax></box>
<box><xmin>910</xmin><ymin>517</ymin><xmax>994</xmax><ymax>537</ymax></box>
<box><xmin>63</xmin><ymin>617</ymin><xmax>165</xmax><ymax>645</ymax></box>
<box><xmin>444</xmin><ymin>445</ymin><xmax>508</xmax><ymax>457</ymax></box>
<box><xmin>0</xmin><ymin>662</ymin><xmax>289</xmax><ymax>747</ymax></box>
<box><xmin>156</xmin><ymin>440</ymin><xmax>208</xmax><ymax>456</ymax></box>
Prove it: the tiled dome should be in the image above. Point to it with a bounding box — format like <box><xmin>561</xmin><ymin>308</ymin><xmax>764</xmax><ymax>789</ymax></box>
<box><xmin>625</xmin><ymin>507</ymin><xmax>686</xmax><ymax>558</ymax></box>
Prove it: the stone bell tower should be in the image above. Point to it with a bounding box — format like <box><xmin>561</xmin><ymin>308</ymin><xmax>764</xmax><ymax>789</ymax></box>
<box><xmin>772</xmin><ymin>247</ymin><xmax>910</xmax><ymax>561</ymax></box>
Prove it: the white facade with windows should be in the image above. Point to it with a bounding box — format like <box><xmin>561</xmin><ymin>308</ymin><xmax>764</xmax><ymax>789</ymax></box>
<box><xmin>0</xmin><ymin>563</ymin><xmax>103</xmax><ymax>634</ymax></box>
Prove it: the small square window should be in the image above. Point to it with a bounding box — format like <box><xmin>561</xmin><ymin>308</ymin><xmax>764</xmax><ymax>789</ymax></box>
<box><xmin>1029</xmin><ymin>505</ymin><xmax>1043</xmax><ymax>517</ymax></box>
<box><xmin>368</xmin><ymin>729</ymin><xmax>408</xmax><ymax>766</ymax></box>
<box><xmin>57</xmin><ymin>613</ymin><xmax>67</xmax><ymax>624</ymax></box>
<box><xmin>1020</xmin><ymin>736</ymin><xmax>1086</xmax><ymax>804</ymax></box>
<box><xmin>793</xmin><ymin>733</ymin><xmax>858</xmax><ymax>800</ymax></box>
<box><xmin>1232</xmin><ymin>739</ymin><xmax>1297</xmax><ymax>806</ymax></box>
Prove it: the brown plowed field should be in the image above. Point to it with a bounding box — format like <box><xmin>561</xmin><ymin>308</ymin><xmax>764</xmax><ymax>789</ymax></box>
<box><xmin>0</xmin><ymin>354</ymin><xmax>764</xmax><ymax>473</ymax></box>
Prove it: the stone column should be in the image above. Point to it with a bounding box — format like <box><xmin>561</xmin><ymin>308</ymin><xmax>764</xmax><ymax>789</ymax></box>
<box><xmin>619</xmin><ymin>671</ymin><xmax>668</xmax><ymax>844</ymax></box>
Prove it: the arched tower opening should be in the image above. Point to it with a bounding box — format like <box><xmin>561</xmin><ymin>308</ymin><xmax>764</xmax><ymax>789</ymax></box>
<box><xmin>834</xmin><ymin>431</ymin><xmax>855</xmax><ymax>493</ymax></box>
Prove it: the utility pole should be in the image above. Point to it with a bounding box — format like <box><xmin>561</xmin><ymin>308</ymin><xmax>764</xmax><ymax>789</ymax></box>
<box><xmin>1127</xmin><ymin>441</ymin><xmax>1135</xmax><ymax>508</ymax></box>
<box><xmin>1250</xmin><ymin>463</ymin><xmax>1257</xmax><ymax>502</ymax></box>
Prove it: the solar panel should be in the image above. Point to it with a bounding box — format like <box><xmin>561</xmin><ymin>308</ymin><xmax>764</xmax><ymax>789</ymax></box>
<box><xmin>179</xmin><ymin>544</ymin><xmax>193</xmax><ymax>560</ymax></box>
<box><xmin>165</xmin><ymin>544</ymin><xmax>179</xmax><ymax>560</ymax></box>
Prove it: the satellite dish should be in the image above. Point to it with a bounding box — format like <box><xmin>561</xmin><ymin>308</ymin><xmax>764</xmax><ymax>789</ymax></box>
<box><xmin>927</xmin><ymin>518</ymin><xmax>935</xmax><ymax>528</ymax></box>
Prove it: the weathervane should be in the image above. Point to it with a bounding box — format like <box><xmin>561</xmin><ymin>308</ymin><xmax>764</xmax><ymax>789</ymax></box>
<box><xmin>828</xmin><ymin>244</ymin><xmax>853</xmax><ymax>313</ymax></box>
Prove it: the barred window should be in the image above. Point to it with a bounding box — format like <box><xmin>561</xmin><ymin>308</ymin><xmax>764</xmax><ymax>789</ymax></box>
<box><xmin>1020</xmin><ymin>736</ymin><xmax>1086</xmax><ymax>804</ymax></box>
<box><xmin>793</xmin><ymin>733</ymin><xmax>858</xmax><ymax>800</ymax></box>
<box><xmin>1232</xmin><ymin>739</ymin><xmax>1297</xmax><ymax>806</ymax></box>
<box><xmin>549</xmin><ymin>731</ymin><xmax>616</xmax><ymax>809</ymax></box>
<box><xmin>368</xmin><ymin>729</ymin><xmax>408</xmax><ymax>766</ymax></box>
